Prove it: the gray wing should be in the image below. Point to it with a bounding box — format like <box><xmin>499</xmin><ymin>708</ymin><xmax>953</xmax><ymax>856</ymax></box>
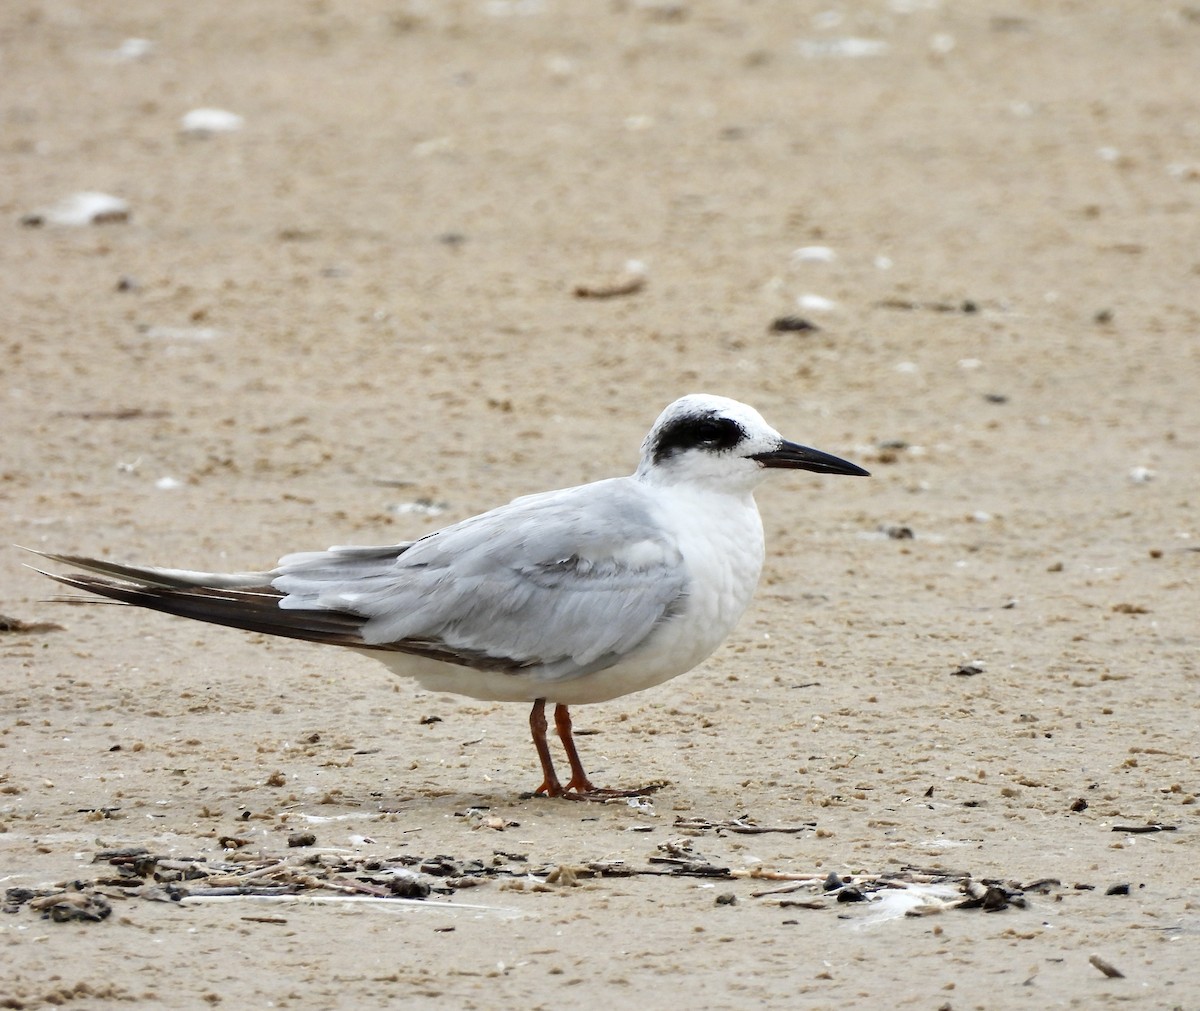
<box><xmin>273</xmin><ymin>477</ymin><xmax>689</xmax><ymax>681</ymax></box>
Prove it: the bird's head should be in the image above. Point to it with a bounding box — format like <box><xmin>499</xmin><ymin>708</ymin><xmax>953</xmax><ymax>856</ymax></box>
<box><xmin>636</xmin><ymin>394</ymin><xmax>869</xmax><ymax>493</ymax></box>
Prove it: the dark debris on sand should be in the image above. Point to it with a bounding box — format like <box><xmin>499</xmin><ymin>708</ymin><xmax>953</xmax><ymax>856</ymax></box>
<box><xmin>2</xmin><ymin>836</ymin><xmax>1078</xmax><ymax>929</ymax></box>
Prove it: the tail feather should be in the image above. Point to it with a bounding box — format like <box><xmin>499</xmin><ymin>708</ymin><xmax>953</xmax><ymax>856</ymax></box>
<box><xmin>36</xmin><ymin>568</ymin><xmax>375</xmax><ymax>650</ymax></box>
<box><xmin>23</xmin><ymin>549</ymin><xmax>272</xmax><ymax>590</ymax></box>
<box><xmin>25</xmin><ymin>548</ymin><xmax>522</xmax><ymax>673</ymax></box>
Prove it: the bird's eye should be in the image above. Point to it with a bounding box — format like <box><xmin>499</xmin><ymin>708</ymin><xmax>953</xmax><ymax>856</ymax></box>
<box><xmin>649</xmin><ymin>413</ymin><xmax>746</xmax><ymax>464</ymax></box>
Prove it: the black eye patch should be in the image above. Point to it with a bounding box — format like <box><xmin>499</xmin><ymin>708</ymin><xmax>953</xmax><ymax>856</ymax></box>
<box><xmin>651</xmin><ymin>414</ymin><xmax>747</xmax><ymax>463</ymax></box>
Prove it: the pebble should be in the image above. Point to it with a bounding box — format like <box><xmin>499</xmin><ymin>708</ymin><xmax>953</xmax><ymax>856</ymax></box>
<box><xmin>769</xmin><ymin>315</ymin><xmax>819</xmax><ymax>333</ymax></box>
<box><xmin>109</xmin><ymin>38</ymin><xmax>154</xmax><ymax>62</ymax></box>
<box><xmin>797</xmin><ymin>293</ymin><xmax>837</xmax><ymax>312</ymax></box>
<box><xmin>574</xmin><ymin>259</ymin><xmax>647</xmax><ymax>299</ymax></box>
<box><xmin>1088</xmin><ymin>953</ymin><xmax>1125</xmax><ymax>979</ymax></box>
<box><xmin>960</xmin><ymin>880</ymin><xmax>1021</xmax><ymax>911</ymax></box>
<box><xmin>29</xmin><ymin>891</ymin><xmax>113</xmax><ymax>923</ymax></box>
<box><xmin>390</xmin><ymin>498</ymin><xmax>450</xmax><ymax>517</ymax></box>
<box><xmin>790</xmin><ymin>245</ymin><xmax>836</xmax><ymax>264</ymax></box>
<box><xmin>141</xmin><ymin>325</ymin><xmax>221</xmax><ymax>341</ymax></box>
<box><xmin>797</xmin><ymin>37</ymin><xmax>889</xmax><ymax>59</ymax></box>
<box><xmin>21</xmin><ymin>192</ymin><xmax>130</xmax><ymax>227</ymax></box>
<box><xmin>181</xmin><ymin>108</ymin><xmax>245</xmax><ymax>135</ymax></box>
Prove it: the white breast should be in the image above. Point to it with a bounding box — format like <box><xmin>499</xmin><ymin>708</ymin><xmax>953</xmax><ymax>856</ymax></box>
<box><xmin>558</xmin><ymin>484</ymin><xmax>764</xmax><ymax>702</ymax></box>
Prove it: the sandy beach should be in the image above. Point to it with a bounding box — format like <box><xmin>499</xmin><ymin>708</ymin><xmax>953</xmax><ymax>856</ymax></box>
<box><xmin>3</xmin><ymin>2</ymin><xmax>1198</xmax><ymax>1007</ymax></box>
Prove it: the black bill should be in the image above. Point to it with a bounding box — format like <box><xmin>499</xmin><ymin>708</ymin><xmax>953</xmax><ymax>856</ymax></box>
<box><xmin>751</xmin><ymin>440</ymin><xmax>870</xmax><ymax>477</ymax></box>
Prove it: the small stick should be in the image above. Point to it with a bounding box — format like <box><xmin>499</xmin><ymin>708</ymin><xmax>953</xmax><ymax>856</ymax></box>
<box><xmin>317</xmin><ymin>877</ymin><xmax>394</xmax><ymax>898</ymax></box>
<box><xmin>573</xmin><ymin>275</ymin><xmax>645</xmax><ymax>299</ymax></box>
<box><xmin>743</xmin><ymin>870</ymin><xmax>829</xmax><ymax>883</ymax></box>
<box><xmin>750</xmin><ymin>881</ymin><xmax>819</xmax><ymax>898</ymax></box>
<box><xmin>1110</xmin><ymin>824</ymin><xmax>1176</xmax><ymax>834</ymax></box>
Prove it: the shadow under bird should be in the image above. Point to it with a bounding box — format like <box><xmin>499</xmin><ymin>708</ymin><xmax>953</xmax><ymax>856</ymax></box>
<box><xmin>29</xmin><ymin>394</ymin><xmax>868</xmax><ymax>798</ymax></box>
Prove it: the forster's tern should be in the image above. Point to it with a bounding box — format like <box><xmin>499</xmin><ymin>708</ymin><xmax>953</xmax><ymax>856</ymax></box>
<box><xmin>30</xmin><ymin>394</ymin><xmax>868</xmax><ymax>798</ymax></box>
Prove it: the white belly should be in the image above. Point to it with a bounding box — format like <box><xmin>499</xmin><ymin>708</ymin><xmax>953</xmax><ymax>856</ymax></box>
<box><xmin>366</xmin><ymin>486</ymin><xmax>766</xmax><ymax>706</ymax></box>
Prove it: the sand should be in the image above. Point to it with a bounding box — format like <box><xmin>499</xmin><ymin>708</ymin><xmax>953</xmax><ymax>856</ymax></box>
<box><xmin>2</xmin><ymin>1</ymin><xmax>1198</xmax><ymax>1007</ymax></box>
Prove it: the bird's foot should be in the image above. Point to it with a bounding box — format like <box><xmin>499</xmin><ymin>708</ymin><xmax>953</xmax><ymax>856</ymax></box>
<box><xmin>525</xmin><ymin>778</ymin><xmax>669</xmax><ymax>802</ymax></box>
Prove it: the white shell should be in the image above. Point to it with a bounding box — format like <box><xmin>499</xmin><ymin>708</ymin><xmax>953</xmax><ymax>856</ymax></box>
<box><xmin>180</xmin><ymin>108</ymin><xmax>245</xmax><ymax>135</ymax></box>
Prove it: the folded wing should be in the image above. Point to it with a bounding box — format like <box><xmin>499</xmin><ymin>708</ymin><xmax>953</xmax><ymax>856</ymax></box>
<box><xmin>28</xmin><ymin>477</ymin><xmax>689</xmax><ymax>683</ymax></box>
<box><xmin>273</xmin><ymin>479</ymin><xmax>689</xmax><ymax>680</ymax></box>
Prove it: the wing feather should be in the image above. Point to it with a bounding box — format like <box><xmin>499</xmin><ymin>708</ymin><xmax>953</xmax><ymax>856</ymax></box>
<box><xmin>26</xmin><ymin>476</ymin><xmax>689</xmax><ymax>684</ymax></box>
<box><xmin>274</xmin><ymin>477</ymin><xmax>689</xmax><ymax>679</ymax></box>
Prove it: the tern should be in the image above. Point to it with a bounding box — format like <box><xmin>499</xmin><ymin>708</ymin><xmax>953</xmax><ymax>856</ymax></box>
<box><xmin>30</xmin><ymin>394</ymin><xmax>868</xmax><ymax>798</ymax></box>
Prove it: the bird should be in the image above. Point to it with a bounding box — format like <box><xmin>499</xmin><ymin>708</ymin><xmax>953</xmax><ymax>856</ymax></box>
<box><xmin>28</xmin><ymin>394</ymin><xmax>868</xmax><ymax>799</ymax></box>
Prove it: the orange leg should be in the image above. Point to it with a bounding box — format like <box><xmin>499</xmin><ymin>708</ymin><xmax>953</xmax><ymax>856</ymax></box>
<box><xmin>529</xmin><ymin>698</ymin><xmax>564</xmax><ymax>797</ymax></box>
<box><xmin>528</xmin><ymin>699</ymin><xmax>667</xmax><ymax>801</ymax></box>
<box><xmin>554</xmin><ymin>703</ymin><xmax>597</xmax><ymax>794</ymax></box>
